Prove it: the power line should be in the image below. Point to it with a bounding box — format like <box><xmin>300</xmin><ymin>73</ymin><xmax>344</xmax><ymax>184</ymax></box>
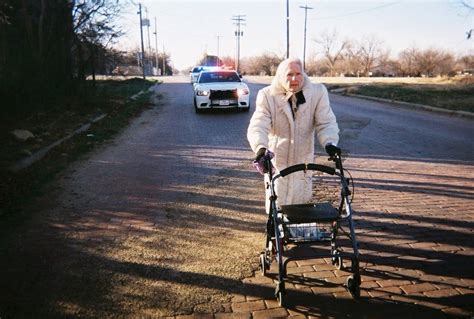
<box><xmin>311</xmin><ymin>2</ymin><xmax>399</xmax><ymax>20</ymax></box>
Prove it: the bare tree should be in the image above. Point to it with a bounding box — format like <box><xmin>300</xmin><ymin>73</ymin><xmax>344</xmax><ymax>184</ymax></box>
<box><xmin>313</xmin><ymin>29</ymin><xmax>349</xmax><ymax>76</ymax></box>
<box><xmin>342</xmin><ymin>42</ymin><xmax>364</xmax><ymax>76</ymax></box>
<box><xmin>434</xmin><ymin>52</ymin><xmax>456</xmax><ymax>76</ymax></box>
<box><xmin>355</xmin><ymin>35</ymin><xmax>387</xmax><ymax>76</ymax></box>
<box><xmin>413</xmin><ymin>49</ymin><xmax>455</xmax><ymax>77</ymax></box>
<box><xmin>240</xmin><ymin>53</ymin><xmax>283</xmax><ymax>75</ymax></box>
<box><xmin>383</xmin><ymin>59</ymin><xmax>403</xmax><ymax>77</ymax></box>
<box><xmin>72</xmin><ymin>0</ymin><xmax>125</xmax><ymax>82</ymax></box>
<box><xmin>456</xmin><ymin>54</ymin><xmax>474</xmax><ymax>71</ymax></box>
<box><xmin>415</xmin><ymin>49</ymin><xmax>437</xmax><ymax>77</ymax></box>
<box><xmin>398</xmin><ymin>47</ymin><xmax>420</xmax><ymax>76</ymax></box>
<box><xmin>305</xmin><ymin>54</ymin><xmax>320</xmax><ymax>76</ymax></box>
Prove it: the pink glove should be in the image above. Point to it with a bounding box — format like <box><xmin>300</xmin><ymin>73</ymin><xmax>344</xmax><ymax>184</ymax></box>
<box><xmin>252</xmin><ymin>149</ymin><xmax>275</xmax><ymax>175</ymax></box>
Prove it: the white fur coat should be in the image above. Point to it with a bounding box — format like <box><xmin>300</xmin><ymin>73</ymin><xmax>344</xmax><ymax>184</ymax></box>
<box><xmin>247</xmin><ymin>66</ymin><xmax>339</xmax><ymax>206</ymax></box>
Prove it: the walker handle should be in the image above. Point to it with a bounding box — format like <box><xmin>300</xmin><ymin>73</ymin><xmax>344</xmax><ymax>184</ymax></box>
<box><xmin>279</xmin><ymin>163</ymin><xmax>335</xmax><ymax>177</ymax></box>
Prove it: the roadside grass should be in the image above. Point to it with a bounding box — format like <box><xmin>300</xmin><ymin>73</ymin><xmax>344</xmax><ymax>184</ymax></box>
<box><xmin>0</xmin><ymin>78</ymin><xmax>159</xmax><ymax>222</ymax></box>
<box><xmin>324</xmin><ymin>76</ymin><xmax>474</xmax><ymax>113</ymax></box>
<box><xmin>348</xmin><ymin>83</ymin><xmax>474</xmax><ymax>113</ymax></box>
<box><xmin>246</xmin><ymin>75</ymin><xmax>474</xmax><ymax>113</ymax></box>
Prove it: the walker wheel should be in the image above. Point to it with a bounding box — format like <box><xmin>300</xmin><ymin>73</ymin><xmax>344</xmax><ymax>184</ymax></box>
<box><xmin>334</xmin><ymin>256</ymin><xmax>343</xmax><ymax>270</ymax></box>
<box><xmin>260</xmin><ymin>253</ymin><xmax>269</xmax><ymax>276</ymax></box>
<box><xmin>275</xmin><ymin>282</ymin><xmax>286</xmax><ymax>307</ymax></box>
<box><xmin>332</xmin><ymin>248</ymin><xmax>342</xmax><ymax>270</ymax></box>
<box><xmin>277</xmin><ymin>290</ymin><xmax>286</xmax><ymax>307</ymax></box>
<box><xmin>346</xmin><ymin>274</ymin><xmax>361</xmax><ymax>299</ymax></box>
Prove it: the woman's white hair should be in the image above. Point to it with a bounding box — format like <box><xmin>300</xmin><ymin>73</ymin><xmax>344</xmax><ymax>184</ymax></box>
<box><xmin>270</xmin><ymin>57</ymin><xmax>310</xmax><ymax>96</ymax></box>
<box><xmin>276</xmin><ymin>57</ymin><xmax>303</xmax><ymax>75</ymax></box>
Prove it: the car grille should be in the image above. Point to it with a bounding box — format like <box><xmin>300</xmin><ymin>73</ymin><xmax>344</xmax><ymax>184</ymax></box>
<box><xmin>209</xmin><ymin>89</ymin><xmax>238</xmax><ymax>100</ymax></box>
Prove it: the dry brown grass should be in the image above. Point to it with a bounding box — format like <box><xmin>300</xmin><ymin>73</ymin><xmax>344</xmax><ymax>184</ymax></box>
<box><xmin>246</xmin><ymin>75</ymin><xmax>473</xmax><ymax>86</ymax></box>
<box><xmin>246</xmin><ymin>75</ymin><xmax>474</xmax><ymax>113</ymax></box>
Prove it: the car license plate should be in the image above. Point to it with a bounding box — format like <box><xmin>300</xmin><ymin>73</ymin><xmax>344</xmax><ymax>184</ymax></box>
<box><xmin>219</xmin><ymin>100</ymin><xmax>230</xmax><ymax>106</ymax></box>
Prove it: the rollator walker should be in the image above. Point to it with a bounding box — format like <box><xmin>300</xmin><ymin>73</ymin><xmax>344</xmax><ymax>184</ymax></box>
<box><xmin>259</xmin><ymin>150</ymin><xmax>360</xmax><ymax>306</ymax></box>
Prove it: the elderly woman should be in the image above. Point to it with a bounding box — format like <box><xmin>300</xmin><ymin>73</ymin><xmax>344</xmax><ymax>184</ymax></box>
<box><xmin>247</xmin><ymin>57</ymin><xmax>340</xmax><ymax>208</ymax></box>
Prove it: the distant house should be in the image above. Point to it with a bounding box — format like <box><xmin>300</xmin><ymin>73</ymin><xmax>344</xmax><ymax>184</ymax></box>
<box><xmin>462</xmin><ymin>69</ymin><xmax>474</xmax><ymax>75</ymax></box>
<box><xmin>112</xmin><ymin>65</ymin><xmax>143</xmax><ymax>76</ymax></box>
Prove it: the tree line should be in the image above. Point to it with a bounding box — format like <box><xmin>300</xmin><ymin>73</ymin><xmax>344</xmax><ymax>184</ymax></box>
<box><xmin>235</xmin><ymin>31</ymin><xmax>473</xmax><ymax>77</ymax></box>
<box><xmin>0</xmin><ymin>0</ymin><xmax>165</xmax><ymax>116</ymax></box>
<box><xmin>1</xmin><ymin>1</ymin><xmax>472</xmax><ymax>118</ymax></box>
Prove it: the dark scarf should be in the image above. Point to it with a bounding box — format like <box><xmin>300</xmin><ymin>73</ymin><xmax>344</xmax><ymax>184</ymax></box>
<box><xmin>289</xmin><ymin>90</ymin><xmax>306</xmax><ymax>119</ymax></box>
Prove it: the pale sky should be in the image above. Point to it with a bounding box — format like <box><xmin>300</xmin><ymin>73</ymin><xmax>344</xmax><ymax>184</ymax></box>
<box><xmin>116</xmin><ymin>0</ymin><xmax>473</xmax><ymax>71</ymax></box>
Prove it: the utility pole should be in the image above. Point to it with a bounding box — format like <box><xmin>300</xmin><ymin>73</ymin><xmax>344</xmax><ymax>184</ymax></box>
<box><xmin>300</xmin><ymin>5</ymin><xmax>313</xmax><ymax>71</ymax></box>
<box><xmin>162</xmin><ymin>45</ymin><xmax>166</xmax><ymax>76</ymax></box>
<box><xmin>153</xmin><ymin>17</ymin><xmax>159</xmax><ymax>75</ymax></box>
<box><xmin>286</xmin><ymin>0</ymin><xmax>290</xmax><ymax>58</ymax></box>
<box><xmin>232</xmin><ymin>15</ymin><xmax>246</xmax><ymax>73</ymax></box>
<box><xmin>216</xmin><ymin>35</ymin><xmax>222</xmax><ymax>57</ymax></box>
<box><xmin>138</xmin><ymin>3</ymin><xmax>146</xmax><ymax>79</ymax></box>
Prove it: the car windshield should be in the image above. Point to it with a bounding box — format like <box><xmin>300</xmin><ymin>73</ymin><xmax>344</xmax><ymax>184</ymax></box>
<box><xmin>199</xmin><ymin>72</ymin><xmax>241</xmax><ymax>83</ymax></box>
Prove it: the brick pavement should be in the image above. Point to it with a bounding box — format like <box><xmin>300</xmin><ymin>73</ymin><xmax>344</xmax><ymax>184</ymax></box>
<box><xmin>169</xmin><ymin>156</ymin><xmax>474</xmax><ymax>318</ymax></box>
<box><xmin>2</xmin><ymin>78</ymin><xmax>472</xmax><ymax>318</ymax></box>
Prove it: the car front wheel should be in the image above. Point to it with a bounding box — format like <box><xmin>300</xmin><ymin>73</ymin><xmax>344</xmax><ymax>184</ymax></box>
<box><xmin>194</xmin><ymin>98</ymin><xmax>202</xmax><ymax>113</ymax></box>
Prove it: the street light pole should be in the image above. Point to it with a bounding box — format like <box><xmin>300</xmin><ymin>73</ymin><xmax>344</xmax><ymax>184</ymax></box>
<box><xmin>300</xmin><ymin>5</ymin><xmax>313</xmax><ymax>71</ymax></box>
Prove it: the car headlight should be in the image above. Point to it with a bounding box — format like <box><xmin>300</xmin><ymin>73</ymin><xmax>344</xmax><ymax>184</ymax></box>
<box><xmin>237</xmin><ymin>88</ymin><xmax>249</xmax><ymax>96</ymax></box>
<box><xmin>196</xmin><ymin>90</ymin><xmax>209</xmax><ymax>96</ymax></box>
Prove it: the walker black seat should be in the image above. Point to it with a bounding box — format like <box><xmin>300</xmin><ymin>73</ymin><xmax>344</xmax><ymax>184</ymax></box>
<box><xmin>280</xmin><ymin>202</ymin><xmax>339</xmax><ymax>223</ymax></box>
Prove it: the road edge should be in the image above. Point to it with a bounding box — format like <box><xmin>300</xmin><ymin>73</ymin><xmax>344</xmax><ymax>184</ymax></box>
<box><xmin>338</xmin><ymin>93</ymin><xmax>474</xmax><ymax>119</ymax></box>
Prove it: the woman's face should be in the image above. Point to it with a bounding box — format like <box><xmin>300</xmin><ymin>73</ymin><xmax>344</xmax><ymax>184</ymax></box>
<box><xmin>286</xmin><ymin>62</ymin><xmax>303</xmax><ymax>92</ymax></box>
